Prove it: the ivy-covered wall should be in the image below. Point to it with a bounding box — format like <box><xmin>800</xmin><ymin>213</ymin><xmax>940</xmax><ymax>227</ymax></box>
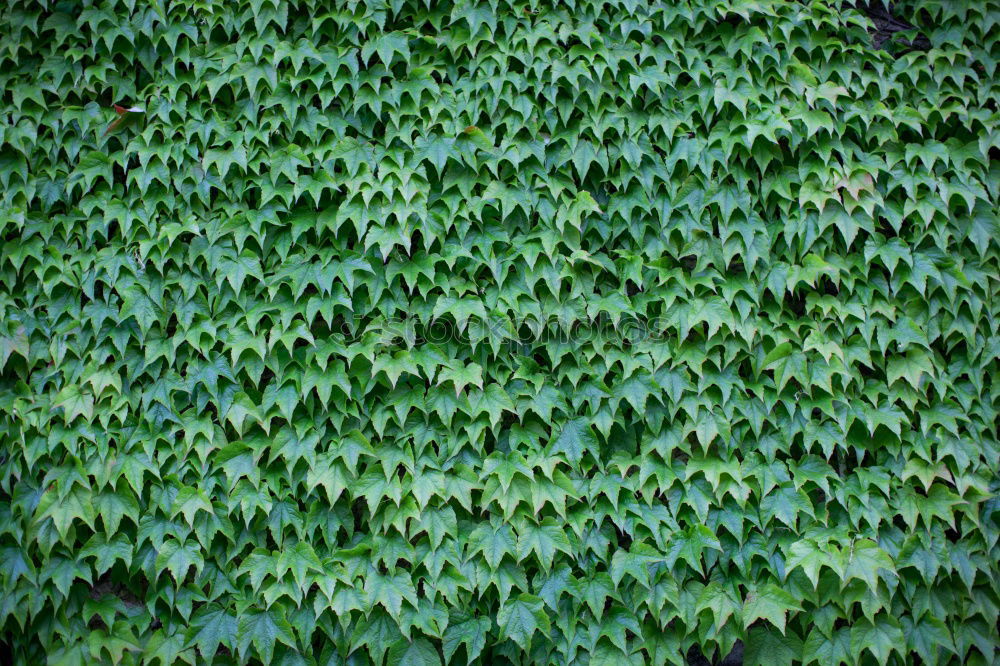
<box><xmin>1</xmin><ymin>1</ymin><xmax>998</xmax><ymax>664</ymax></box>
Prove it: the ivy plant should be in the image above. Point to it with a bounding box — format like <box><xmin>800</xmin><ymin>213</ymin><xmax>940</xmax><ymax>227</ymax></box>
<box><xmin>0</xmin><ymin>0</ymin><xmax>998</xmax><ymax>664</ymax></box>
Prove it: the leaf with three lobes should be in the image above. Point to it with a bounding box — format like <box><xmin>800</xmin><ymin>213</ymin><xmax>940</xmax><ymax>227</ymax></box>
<box><xmin>497</xmin><ymin>594</ymin><xmax>550</xmax><ymax>650</ymax></box>
<box><xmin>236</xmin><ymin>608</ymin><xmax>297</xmax><ymax>664</ymax></box>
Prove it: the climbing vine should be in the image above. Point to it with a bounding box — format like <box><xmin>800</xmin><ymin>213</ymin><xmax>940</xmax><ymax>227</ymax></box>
<box><xmin>0</xmin><ymin>1</ymin><xmax>998</xmax><ymax>664</ymax></box>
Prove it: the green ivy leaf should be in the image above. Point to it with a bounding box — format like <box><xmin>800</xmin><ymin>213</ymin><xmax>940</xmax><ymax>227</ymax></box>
<box><xmin>236</xmin><ymin>608</ymin><xmax>297</xmax><ymax>664</ymax></box>
<box><xmin>497</xmin><ymin>594</ymin><xmax>549</xmax><ymax>650</ymax></box>
<box><xmin>849</xmin><ymin>616</ymin><xmax>904</xmax><ymax>666</ymax></box>
<box><xmin>742</xmin><ymin>584</ymin><xmax>802</xmax><ymax>634</ymax></box>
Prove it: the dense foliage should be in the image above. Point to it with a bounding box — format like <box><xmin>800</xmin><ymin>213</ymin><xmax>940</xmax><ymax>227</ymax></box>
<box><xmin>1</xmin><ymin>0</ymin><xmax>999</xmax><ymax>664</ymax></box>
